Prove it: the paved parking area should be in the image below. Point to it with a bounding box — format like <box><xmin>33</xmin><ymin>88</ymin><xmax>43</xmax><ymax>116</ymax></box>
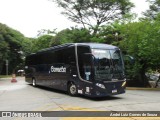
<box><xmin>0</xmin><ymin>77</ymin><xmax>160</xmax><ymax>120</ymax></box>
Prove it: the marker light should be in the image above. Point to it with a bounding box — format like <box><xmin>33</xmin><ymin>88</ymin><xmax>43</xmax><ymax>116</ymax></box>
<box><xmin>96</xmin><ymin>83</ymin><xmax>106</xmax><ymax>89</ymax></box>
<box><xmin>122</xmin><ymin>81</ymin><xmax>126</xmax><ymax>87</ymax></box>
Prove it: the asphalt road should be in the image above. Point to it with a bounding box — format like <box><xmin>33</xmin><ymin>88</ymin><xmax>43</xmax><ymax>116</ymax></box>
<box><xmin>0</xmin><ymin>77</ymin><xmax>160</xmax><ymax>120</ymax></box>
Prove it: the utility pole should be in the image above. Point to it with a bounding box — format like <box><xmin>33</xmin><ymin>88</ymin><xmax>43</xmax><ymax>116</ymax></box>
<box><xmin>6</xmin><ymin>60</ymin><xmax>8</xmax><ymax>75</ymax></box>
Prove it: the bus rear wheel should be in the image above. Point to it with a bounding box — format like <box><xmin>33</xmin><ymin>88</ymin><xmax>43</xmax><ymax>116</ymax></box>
<box><xmin>68</xmin><ymin>83</ymin><xmax>77</xmax><ymax>96</ymax></box>
<box><xmin>32</xmin><ymin>79</ymin><xmax>36</xmax><ymax>87</ymax></box>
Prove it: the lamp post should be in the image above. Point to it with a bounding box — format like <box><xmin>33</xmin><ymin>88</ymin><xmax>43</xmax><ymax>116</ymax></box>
<box><xmin>115</xmin><ymin>32</ymin><xmax>118</xmax><ymax>41</ymax></box>
<box><xmin>6</xmin><ymin>60</ymin><xmax>8</xmax><ymax>75</ymax></box>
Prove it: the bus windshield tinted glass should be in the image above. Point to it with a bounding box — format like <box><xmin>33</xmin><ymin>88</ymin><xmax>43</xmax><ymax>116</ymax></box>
<box><xmin>92</xmin><ymin>49</ymin><xmax>124</xmax><ymax>81</ymax></box>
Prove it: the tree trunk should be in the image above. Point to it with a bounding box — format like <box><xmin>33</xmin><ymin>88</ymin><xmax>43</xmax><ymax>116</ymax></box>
<box><xmin>92</xmin><ymin>23</ymin><xmax>100</xmax><ymax>35</ymax></box>
<box><xmin>0</xmin><ymin>61</ymin><xmax>4</xmax><ymax>75</ymax></box>
<box><xmin>139</xmin><ymin>60</ymin><xmax>150</xmax><ymax>87</ymax></box>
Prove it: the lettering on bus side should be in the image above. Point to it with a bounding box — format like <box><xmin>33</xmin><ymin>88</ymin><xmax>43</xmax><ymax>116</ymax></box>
<box><xmin>50</xmin><ymin>66</ymin><xmax>66</xmax><ymax>73</ymax></box>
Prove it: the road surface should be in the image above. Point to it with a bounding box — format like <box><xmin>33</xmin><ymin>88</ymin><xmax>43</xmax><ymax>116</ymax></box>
<box><xmin>0</xmin><ymin>77</ymin><xmax>160</xmax><ymax>120</ymax></box>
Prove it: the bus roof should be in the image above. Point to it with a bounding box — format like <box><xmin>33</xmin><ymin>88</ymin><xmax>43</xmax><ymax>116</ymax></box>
<box><xmin>40</xmin><ymin>43</ymin><xmax>118</xmax><ymax>52</ymax></box>
<box><xmin>27</xmin><ymin>43</ymin><xmax>119</xmax><ymax>57</ymax></box>
<box><xmin>76</xmin><ymin>43</ymin><xmax>119</xmax><ymax>49</ymax></box>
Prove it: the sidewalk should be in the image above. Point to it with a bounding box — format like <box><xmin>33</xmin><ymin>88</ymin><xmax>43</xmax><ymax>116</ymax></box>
<box><xmin>0</xmin><ymin>77</ymin><xmax>27</xmax><ymax>91</ymax></box>
<box><xmin>127</xmin><ymin>87</ymin><xmax>160</xmax><ymax>91</ymax></box>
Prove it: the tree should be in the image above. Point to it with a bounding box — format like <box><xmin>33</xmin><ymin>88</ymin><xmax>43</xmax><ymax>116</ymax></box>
<box><xmin>118</xmin><ymin>20</ymin><xmax>160</xmax><ymax>87</ymax></box>
<box><xmin>96</xmin><ymin>24</ymin><xmax>122</xmax><ymax>44</ymax></box>
<box><xmin>50</xmin><ymin>29</ymin><xmax>73</xmax><ymax>46</ymax></box>
<box><xmin>0</xmin><ymin>23</ymin><xmax>26</xmax><ymax>74</ymax></box>
<box><xmin>81</xmin><ymin>14</ymin><xmax>137</xmax><ymax>44</ymax></box>
<box><xmin>21</xmin><ymin>38</ymin><xmax>34</xmax><ymax>56</ymax></box>
<box><xmin>143</xmin><ymin>0</ymin><xmax>160</xmax><ymax>20</ymax></box>
<box><xmin>31</xmin><ymin>35</ymin><xmax>54</xmax><ymax>52</ymax></box>
<box><xmin>50</xmin><ymin>27</ymin><xmax>92</xmax><ymax>46</ymax></box>
<box><xmin>0</xmin><ymin>39</ymin><xmax>9</xmax><ymax>74</ymax></box>
<box><xmin>53</xmin><ymin>0</ymin><xmax>134</xmax><ymax>34</ymax></box>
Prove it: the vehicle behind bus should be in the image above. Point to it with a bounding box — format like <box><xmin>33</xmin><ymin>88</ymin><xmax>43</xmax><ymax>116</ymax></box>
<box><xmin>25</xmin><ymin>43</ymin><xmax>126</xmax><ymax>97</ymax></box>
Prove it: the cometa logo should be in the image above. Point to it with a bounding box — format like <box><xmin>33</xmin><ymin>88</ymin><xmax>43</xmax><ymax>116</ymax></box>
<box><xmin>50</xmin><ymin>66</ymin><xmax>66</xmax><ymax>73</ymax></box>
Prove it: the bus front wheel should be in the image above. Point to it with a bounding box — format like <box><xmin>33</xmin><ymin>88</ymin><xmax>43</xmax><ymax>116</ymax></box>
<box><xmin>68</xmin><ymin>83</ymin><xmax>77</xmax><ymax>96</ymax></box>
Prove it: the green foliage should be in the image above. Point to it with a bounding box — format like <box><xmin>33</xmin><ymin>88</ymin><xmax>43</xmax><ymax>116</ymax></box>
<box><xmin>50</xmin><ymin>29</ymin><xmax>73</xmax><ymax>45</ymax></box>
<box><xmin>0</xmin><ymin>23</ymin><xmax>25</xmax><ymax>74</ymax></box>
<box><xmin>97</xmin><ymin>23</ymin><xmax>122</xmax><ymax>44</ymax></box>
<box><xmin>21</xmin><ymin>38</ymin><xmax>34</xmax><ymax>56</ymax></box>
<box><xmin>117</xmin><ymin>20</ymin><xmax>160</xmax><ymax>86</ymax></box>
<box><xmin>50</xmin><ymin>28</ymin><xmax>92</xmax><ymax>46</ymax></box>
<box><xmin>31</xmin><ymin>35</ymin><xmax>54</xmax><ymax>52</ymax></box>
<box><xmin>120</xmin><ymin>20</ymin><xmax>160</xmax><ymax>66</ymax></box>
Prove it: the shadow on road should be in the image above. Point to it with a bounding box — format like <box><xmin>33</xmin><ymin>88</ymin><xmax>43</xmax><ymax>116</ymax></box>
<box><xmin>28</xmin><ymin>84</ymin><xmax>67</xmax><ymax>94</ymax></box>
<box><xmin>28</xmin><ymin>84</ymin><xmax>123</xmax><ymax>101</ymax></box>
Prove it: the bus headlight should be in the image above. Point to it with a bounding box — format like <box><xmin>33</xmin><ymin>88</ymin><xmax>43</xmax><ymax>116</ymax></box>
<box><xmin>96</xmin><ymin>83</ymin><xmax>105</xmax><ymax>89</ymax></box>
<box><xmin>122</xmin><ymin>81</ymin><xmax>126</xmax><ymax>87</ymax></box>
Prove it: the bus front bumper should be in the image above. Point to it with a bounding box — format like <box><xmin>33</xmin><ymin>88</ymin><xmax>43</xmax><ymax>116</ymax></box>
<box><xmin>92</xmin><ymin>81</ymin><xmax>126</xmax><ymax>97</ymax></box>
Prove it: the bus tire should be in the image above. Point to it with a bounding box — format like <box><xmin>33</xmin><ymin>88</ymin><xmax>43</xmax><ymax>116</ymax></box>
<box><xmin>32</xmin><ymin>78</ymin><xmax>36</xmax><ymax>87</ymax></box>
<box><xmin>68</xmin><ymin>83</ymin><xmax>77</xmax><ymax>96</ymax></box>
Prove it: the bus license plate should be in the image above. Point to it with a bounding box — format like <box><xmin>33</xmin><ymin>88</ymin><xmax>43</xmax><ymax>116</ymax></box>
<box><xmin>112</xmin><ymin>89</ymin><xmax>117</xmax><ymax>93</ymax></box>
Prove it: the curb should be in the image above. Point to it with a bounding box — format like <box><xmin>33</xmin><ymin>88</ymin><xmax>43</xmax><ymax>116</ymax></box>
<box><xmin>126</xmin><ymin>87</ymin><xmax>160</xmax><ymax>91</ymax></box>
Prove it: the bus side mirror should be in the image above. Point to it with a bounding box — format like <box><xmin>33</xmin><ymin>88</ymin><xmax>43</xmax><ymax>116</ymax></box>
<box><xmin>124</xmin><ymin>55</ymin><xmax>135</xmax><ymax>64</ymax></box>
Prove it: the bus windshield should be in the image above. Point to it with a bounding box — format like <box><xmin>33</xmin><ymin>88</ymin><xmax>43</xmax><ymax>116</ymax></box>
<box><xmin>92</xmin><ymin>49</ymin><xmax>124</xmax><ymax>81</ymax></box>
